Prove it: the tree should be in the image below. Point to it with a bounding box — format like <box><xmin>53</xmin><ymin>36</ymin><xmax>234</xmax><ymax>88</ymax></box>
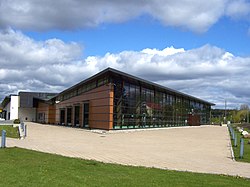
<box><xmin>240</xmin><ymin>104</ymin><xmax>249</xmax><ymax>110</ymax></box>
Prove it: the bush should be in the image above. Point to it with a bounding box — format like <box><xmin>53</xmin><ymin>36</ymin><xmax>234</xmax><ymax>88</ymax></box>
<box><xmin>13</xmin><ymin>119</ymin><xmax>21</xmax><ymax>124</ymax></box>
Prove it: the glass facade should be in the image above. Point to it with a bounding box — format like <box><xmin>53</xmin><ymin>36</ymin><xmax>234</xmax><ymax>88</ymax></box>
<box><xmin>53</xmin><ymin>68</ymin><xmax>213</xmax><ymax>130</ymax></box>
<box><xmin>56</xmin><ymin>76</ymin><xmax>109</xmax><ymax>102</ymax></box>
<box><xmin>112</xmin><ymin>76</ymin><xmax>211</xmax><ymax>129</ymax></box>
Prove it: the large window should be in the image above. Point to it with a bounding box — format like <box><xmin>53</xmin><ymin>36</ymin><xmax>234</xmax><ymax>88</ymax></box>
<box><xmin>38</xmin><ymin>113</ymin><xmax>45</xmax><ymax>123</ymax></box>
<box><xmin>113</xmin><ymin>77</ymin><xmax>211</xmax><ymax>129</ymax></box>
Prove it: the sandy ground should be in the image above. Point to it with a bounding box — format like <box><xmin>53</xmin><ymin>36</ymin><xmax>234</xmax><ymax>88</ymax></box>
<box><xmin>5</xmin><ymin>122</ymin><xmax>250</xmax><ymax>178</ymax></box>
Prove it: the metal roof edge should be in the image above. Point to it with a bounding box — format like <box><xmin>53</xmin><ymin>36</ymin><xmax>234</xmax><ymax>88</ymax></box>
<box><xmin>56</xmin><ymin>68</ymin><xmax>111</xmax><ymax>96</ymax></box>
<box><xmin>107</xmin><ymin>68</ymin><xmax>215</xmax><ymax>106</ymax></box>
<box><xmin>55</xmin><ymin>67</ymin><xmax>215</xmax><ymax>106</ymax></box>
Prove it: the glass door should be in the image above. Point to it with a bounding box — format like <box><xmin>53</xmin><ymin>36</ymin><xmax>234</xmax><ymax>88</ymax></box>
<box><xmin>83</xmin><ymin>103</ymin><xmax>89</xmax><ymax>128</ymax></box>
<box><xmin>60</xmin><ymin>109</ymin><xmax>65</xmax><ymax>125</ymax></box>
<box><xmin>74</xmin><ymin>105</ymin><xmax>80</xmax><ymax>127</ymax></box>
<box><xmin>67</xmin><ymin>107</ymin><xmax>72</xmax><ymax>126</ymax></box>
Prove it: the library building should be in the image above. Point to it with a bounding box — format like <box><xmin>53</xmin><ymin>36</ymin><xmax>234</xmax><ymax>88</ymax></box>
<box><xmin>1</xmin><ymin>68</ymin><xmax>214</xmax><ymax>130</ymax></box>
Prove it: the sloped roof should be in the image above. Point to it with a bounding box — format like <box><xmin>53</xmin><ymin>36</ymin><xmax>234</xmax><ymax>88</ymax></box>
<box><xmin>1</xmin><ymin>95</ymin><xmax>12</xmax><ymax>108</ymax></box>
<box><xmin>56</xmin><ymin>67</ymin><xmax>215</xmax><ymax>106</ymax></box>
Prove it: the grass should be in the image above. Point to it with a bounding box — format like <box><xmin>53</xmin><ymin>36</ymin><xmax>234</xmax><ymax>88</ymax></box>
<box><xmin>0</xmin><ymin>148</ymin><xmax>249</xmax><ymax>187</ymax></box>
<box><xmin>0</xmin><ymin>125</ymin><xmax>19</xmax><ymax>138</ymax></box>
<box><xmin>230</xmin><ymin>124</ymin><xmax>250</xmax><ymax>163</ymax></box>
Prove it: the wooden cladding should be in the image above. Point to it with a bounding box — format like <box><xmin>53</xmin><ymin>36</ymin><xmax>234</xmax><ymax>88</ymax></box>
<box><xmin>55</xmin><ymin>84</ymin><xmax>114</xmax><ymax>130</ymax></box>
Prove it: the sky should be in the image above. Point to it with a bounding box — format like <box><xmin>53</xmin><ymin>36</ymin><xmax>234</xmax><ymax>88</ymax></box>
<box><xmin>0</xmin><ymin>0</ymin><xmax>250</xmax><ymax>109</ymax></box>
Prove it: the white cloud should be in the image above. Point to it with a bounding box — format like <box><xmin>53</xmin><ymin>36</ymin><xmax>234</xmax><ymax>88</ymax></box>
<box><xmin>0</xmin><ymin>0</ymin><xmax>248</xmax><ymax>33</ymax></box>
<box><xmin>147</xmin><ymin>0</ymin><xmax>226</xmax><ymax>32</ymax></box>
<box><xmin>0</xmin><ymin>29</ymin><xmax>94</xmax><ymax>98</ymax></box>
<box><xmin>1</xmin><ymin>29</ymin><xmax>250</xmax><ymax>108</ymax></box>
<box><xmin>142</xmin><ymin>47</ymin><xmax>185</xmax><ymax>56</ymax></box>
<box><xmin>0</xmin><ymin>28</ymin><xmax>82</xmax><ymax>68</ymax></box>
<box><xmin>226</xmin><ymin>0</ymin><xmax>250</xmax><ymax>19</ymax></box>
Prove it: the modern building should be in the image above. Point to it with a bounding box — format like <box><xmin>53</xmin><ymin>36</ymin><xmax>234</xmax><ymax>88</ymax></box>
<box><xmin>50</xmin><ymin>68</ymin><xmax>214</xmax><ymax>129</ymax></box>
<box><xmin>0</xmin><ymin>92</ymin><xmax>57</xmax><ymax>121</ymax></box>
<box><xmin>0</xmin><ymin>68</ymin><xmax>215</xmax><ymax>130</ymax></box>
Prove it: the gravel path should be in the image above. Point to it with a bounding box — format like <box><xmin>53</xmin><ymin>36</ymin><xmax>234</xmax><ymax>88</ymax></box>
<box><xmin>6</xmin><ymin>122</ymin><xmax>250</xmax><ymax>178</ymax></box>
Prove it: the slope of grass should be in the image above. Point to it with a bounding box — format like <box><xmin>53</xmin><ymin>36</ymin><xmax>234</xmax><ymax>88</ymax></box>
<box><xmin>0</xmin><ymin>148</ymin><xmax>249</xmax><ymax>187</ymax></box>
<box><xmin>0</xmin><ymin>125</ymin><xmax>19</xmax><ymax>138</ymax></box>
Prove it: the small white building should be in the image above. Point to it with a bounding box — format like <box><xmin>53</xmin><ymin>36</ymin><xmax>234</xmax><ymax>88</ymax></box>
<box><xmin>0</xmin><ymin>92</ymin><xmax>57</xmax><ymax>121</ymax></box>
<box><xmin>1</xmin><ymin>94</ymin><xmax>19</xmax><ymax>120</ymax></box>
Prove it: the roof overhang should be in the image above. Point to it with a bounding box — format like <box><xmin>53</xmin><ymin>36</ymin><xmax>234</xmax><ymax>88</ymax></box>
<box><xmin>55</xmin><ymin>67</ymin><xmax>215</xmax><ymax>106</ymax></box>
<box><xmin>1</xmin><ymin>96</ymin><xmax>11</xmax><ymax>108</ymax></box>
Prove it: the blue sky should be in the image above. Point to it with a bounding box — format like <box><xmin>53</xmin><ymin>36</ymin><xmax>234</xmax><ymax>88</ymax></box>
<box><xmin>0</xmin><ymin>0</ymin><xmax>250</xmax><ymax>108</ymax></box>
<box><xmin>25</xmin><ymin>16</ymin><xmax>250</xmax><ymax>57</ymax></box>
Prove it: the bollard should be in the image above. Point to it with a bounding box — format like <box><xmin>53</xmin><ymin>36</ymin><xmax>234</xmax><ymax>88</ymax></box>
<box><xmin>232</xmin><ymin>130</ymin><xmax>235</xmax><ymax>140</ymax></box>
<box><xmin>230</xmin><ymin>126</ymin><xmax>233</xmax><ymax>136</ymax></box>
<box><xmin>21</xmin><ymin>122</ymin><xmax>24</xmax><ymax>131</ymax></box>
<box><xmin>240</xmin><ymin>138</ymin><xmax>244</xmax><ymax>159</ymax></box>
<box><xmin>228</xmin><ymin>126</ymin><xmax>232</xmax><ymax>136</ymax></box>
<box><xmin>1</xmin><ymin>130</ymin><xmax>6</xmax><ymax>148</ymax></box>
<box><xmin>24</xmin><ymin>125</ymin><xmax>27</xmax><ymax>137</ymax></box>
<box><xmin>234</xmin><ymin>133</ymin><xmax>237</xmax><ymax>147</ymax></box>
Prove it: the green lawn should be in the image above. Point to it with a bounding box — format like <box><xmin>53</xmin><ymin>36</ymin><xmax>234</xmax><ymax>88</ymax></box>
<box><xmin>230</xmin><ymin>125</ymin><xmax>250</xmax><ymax>163</ymax></box>
<box><xmin>0</xmin><ymin>148</ymin><xmax>249</xmax><ymax>187</ymax></box>
<box><xmin>0</xmin><ymin>125</ymin><xmax>19</xmax><ymax>138</ymax></box>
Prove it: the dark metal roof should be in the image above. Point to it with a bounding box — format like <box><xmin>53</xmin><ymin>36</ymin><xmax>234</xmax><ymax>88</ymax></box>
<box><xmin>56</xmin><ymin>67</ymin><xmax>215</xmax><ymax>106</ymax></box>
<box><xmin>0</xmin><ymin>95</ymin><xmax>17</xmax><ymax>108</ymax></box>
<box><xmin>55</xmin><ymin>68</ymin><xmax>111</xmax><ymax>97</ymax></box>
<box><xmin>1</xmin><ymin>96</ymin><xmax>10</xmax><ymax>108</ymax></box>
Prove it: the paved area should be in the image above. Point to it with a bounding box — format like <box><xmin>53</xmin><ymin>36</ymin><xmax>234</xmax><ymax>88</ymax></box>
<box><xmin>5</xmin><ymin>122</ymin><xmax>250</xmax><ymax>178</ymax></box>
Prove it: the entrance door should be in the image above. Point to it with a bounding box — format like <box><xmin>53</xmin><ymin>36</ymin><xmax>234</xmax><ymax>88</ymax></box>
<box><xmin>74</xmin><ymin>105</ymin><xmax>80</xmax><ymax>127</ymax></box>
<box><xmin>83</xmin><ymin>103</ymin><xmax>89</xmax><ymax>128</ymax></box>
<box><xmin>67</xmin><ymin>107</ymin><xmax>72</xmax><ymax>126</ymax></box>
<box><xmin>60</xmin><ymin>109</ymin><xmax>65</xmax><ymax>125</ymax></box>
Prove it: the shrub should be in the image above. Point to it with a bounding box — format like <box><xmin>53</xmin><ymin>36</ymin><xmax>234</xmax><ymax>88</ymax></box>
<box><xmin>13</xmin><ymin>119</ymin><xmax>21</xmax><ymax>124</ymax></box>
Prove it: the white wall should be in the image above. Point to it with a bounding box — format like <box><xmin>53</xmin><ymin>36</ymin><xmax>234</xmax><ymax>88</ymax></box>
<box><xmin>10</xmin><ymin>95</ymin><xmax>19</xmax><ymax>120</ymax></box>
<box><xmin>18</xmin><ymin>107</ymin><xmax>36</xmax><ymax>122</ymax></box>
